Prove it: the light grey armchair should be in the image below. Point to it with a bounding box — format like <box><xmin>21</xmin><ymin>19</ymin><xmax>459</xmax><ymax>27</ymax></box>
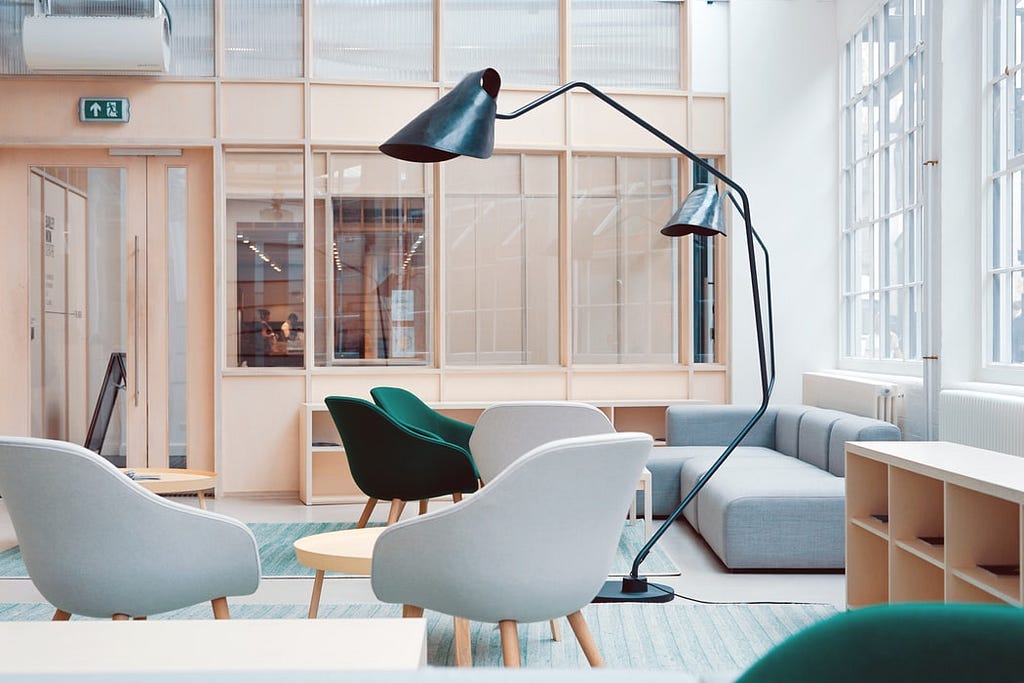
<box><xmin>371</xmin><ymin>431</ymin><xmax>653</xmax><ymax>667</ymax></box>
<box><xmin>0</xmin><ymin>436</ymin><xmax>261</xmax><ymax>620</ymax></box>
<box><xmin>468</xmin><ymin>401</ymin><xmax>617</xmax><ymax>483</ymax></box>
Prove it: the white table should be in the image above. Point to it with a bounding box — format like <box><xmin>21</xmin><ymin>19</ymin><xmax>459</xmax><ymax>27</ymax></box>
<box><xmin>0</xmin><ymin>618</ymin><xmax>426</xmax><ymax>676</ymax></box>
<box><xmin>631</xmin><ymin>466</ymin><xmax>653</xmax><ymax>539</ymax></box>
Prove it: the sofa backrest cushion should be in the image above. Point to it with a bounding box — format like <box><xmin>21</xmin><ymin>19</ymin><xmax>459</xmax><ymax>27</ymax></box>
<box><xmin>773</xmin><ymin>406</ymin><xmax>808</xmax><ymax>458</ymax></box>
<box><xmin>827</xmin><ymin>416</ymin><xmax>902</xmax><ymax>476</ymax></box>
<box><xmin>665</xmin><ymin>404</ymin><xmax>778</xmax><ymax>447</ymax></box>
<box><xmin>796</xmin><ymin>408</ymin><xmax>850</xmax><ymax>470</ymax></box>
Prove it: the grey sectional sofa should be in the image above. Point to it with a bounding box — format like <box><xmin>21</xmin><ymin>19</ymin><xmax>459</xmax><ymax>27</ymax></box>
<box><xmin>645</xmin><ymin>404</ymin><xmax>901</xmax><ymax>569</ymax></box>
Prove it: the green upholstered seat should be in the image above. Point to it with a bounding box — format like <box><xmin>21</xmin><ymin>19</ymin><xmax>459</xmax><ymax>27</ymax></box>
<box><xmin>324</xmin><ymin>396</ymin><xmax>480</xmax><ymax>527</ymax></box>
<box><xmin>370</xmin><ymin>386</ymin><xmax>474</xmax><ymax>453</ymax></box>
<box><xmin>735</xmin><ymin>602</ymin><xmax>1024</xmax><ymax>683</ymax></box>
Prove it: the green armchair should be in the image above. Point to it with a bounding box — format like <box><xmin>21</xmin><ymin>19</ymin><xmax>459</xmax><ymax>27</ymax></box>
<box><xmin>370</xmin><ymin>386</ymin><xmax>474</xmax><ymax>453</ymax></box>
<box><xmin>736</xmin><ymin>602</ymin><xmax>1024</xmax><ymax>683</ymax></box>
<box><xmin>324</xmin><ymin>396</ymin><xmax>480</xmax><ymax>528</ymax></box>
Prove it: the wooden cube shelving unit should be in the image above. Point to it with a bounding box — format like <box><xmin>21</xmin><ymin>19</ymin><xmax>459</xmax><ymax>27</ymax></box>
<box><xmin>846</xmin><ymin>440</ymin><xmax>1024</xmax><ymax>608</ymax></box>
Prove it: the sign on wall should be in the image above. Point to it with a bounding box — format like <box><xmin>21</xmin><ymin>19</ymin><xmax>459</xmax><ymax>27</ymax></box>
<box><xmin>79</xmin><ymin>98</ymin><xmax>130</xmax><ymax>123</ymax></box>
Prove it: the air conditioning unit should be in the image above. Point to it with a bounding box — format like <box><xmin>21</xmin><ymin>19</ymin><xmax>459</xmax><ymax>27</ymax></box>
<box><xmin>22</xmin><ymin>0</ymin><xmax>171</xmax><ymax>73</ymax></box>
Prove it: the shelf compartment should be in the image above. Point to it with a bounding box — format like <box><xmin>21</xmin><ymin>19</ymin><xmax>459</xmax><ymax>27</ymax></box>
<box><xmin>946</xmin><ymin>483</ymin><xmax>1020</xmax><ymax>603</ymax></box>
<box><xmin>849</xmin><ymin>515</ymin><xmax>889</xmax><ymax>539</ymax></box>
<box><xmin>846</xmin><ymin>453</ymin><xmax>888</xmax><ymax>524</ymax></box>
<box><xmin>311</xmin><ymin>410</ymin><xmax>342</xmax><ymax>446</ymax></box>
<box><xmin>889</xmin><ymin>467</ymin><xmax>943</xmax><ymax>553</ymax></box>
<box><xmin>847</xmin><ymin>523</ymin><xmax>889</xmax><ymax>607</ymax></box>
<box><xmin>309</xmin><ymin>450</ymin><xmax>364</xmax><ymax>501</ymax></box>
<box><xmin>610</xmin><ymin>406</ymin><xmax>668</xmax><ymax>440</ymax></box>
<box><xmin>948</xmin><ymin>570</ymin><xmax>1019</xmax><ymax>605</ymax></box>
<box><xmin>891</xmin><ymin>545</ymin><xmax>944</xmax><ymax>602</ymax></box>
<box><xmin>893</xmin><ymin>538</ymin><xmax>944</xmax><ymax>568</ymax></box>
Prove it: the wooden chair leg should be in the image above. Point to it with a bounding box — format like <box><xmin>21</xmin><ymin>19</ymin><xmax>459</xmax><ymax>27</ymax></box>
<box><xmin>419</xmin><ymin>499</ymin><xmax>429</xmax><ymax>515</ymax></box>
<box><xmin>52</xmin><ymin>609</ymin><xmax>71</xmax><ymax>621</ymax></box>
<box><xmin>499</xmin><ymin>620</ymin><xmax>521</xmax><ymax>667</ymax></box>
<box><xmin>453</xmin><ymin>492</ymin><xmax>463</xmax><ymax>503</ymax></box>
<box><xmin>454</xmin><ymin>618</ymin><xmax>473</xmax><ymax>667</ymax></box>
<box><xmin>566</xmin><ymin>610</ymin><xmax>604</xmax><ymax>667</ymax></box>
<box><xmin>112</xmin><ymin>614</ymin><xmax>129</xmax><ymax>621</ymax></box>
<box><xmin>211</xmin><ymin>597</ymin><xmax>230</xmax><ymax>620</ymax></box>
<box><xmin>402</xmin><ymin>604</ymin><xmax>424</xmax><ymax>618</ymax></box>
<box><xmin>550</xmin><ymin>618</ymin><xmax>562</xmax><ymax>641</ymax></box>
<box><xmin>308</xmin><ymin>569</ymin><xmax>325</xmax><ymax>618</ymax></box>
<box><xmin>387</xmin><ymin>499</ymin><xmax>406</xmax><ymax>525</ymax></box>
<box><xmin>356</xmin><ymin>498</ymin><xmax>378</xmax><ymax>529</ymax></box>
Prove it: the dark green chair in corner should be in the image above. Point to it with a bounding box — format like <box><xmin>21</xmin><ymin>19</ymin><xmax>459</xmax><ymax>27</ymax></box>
<box><xmin>370</xmin><ymin>386</ymin><xmax>474</xmax><ymax>453</ymax></box>
<box><xmin>735</xmin><ymin>602</ymin><xmax>1024</xmax><ymax>683</ymax></box>
<box><xmin>324</xmin><ymin>396</ymin><xmax>480</xmax><ymax>528</ymax></box>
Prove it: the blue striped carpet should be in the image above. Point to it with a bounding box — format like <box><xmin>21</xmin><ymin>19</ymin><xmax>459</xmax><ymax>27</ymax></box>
<box><xmin>0</xmin><ymin>601</ymin><xmax>836</xmax><ymax>673</ymax></box>
<box><xmin>0</xmin><ymin>521</ymin><xmax>676</xmax><ymax>579</ymax></box>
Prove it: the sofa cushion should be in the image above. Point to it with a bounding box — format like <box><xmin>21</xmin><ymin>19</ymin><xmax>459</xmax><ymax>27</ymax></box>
<box><xmin>826</xmin><ymin>416</ymin><xmax>901</xmax><ymax>476</ymax></box>
<box><xmin>697</xmin><ymin>465</ymin><xmax>846</xmax><ymax>569</ymax></box>
<box><xmin>796</xmin><ymin>409</ymin><xmax>849</xmax><ymax>470</ymax></box>
<box><xmin>646</xmin><ymin>446</ymin><xmax>724</xmax><ymax>518</ymax></box>
<box><xmin>665</xmin><ymin>405</ymin><xmax>778</xmax><ymax>447</ymax></box>
<box><xmin>676</xmin><ymin>447</ymin><xmax>795</xmax><ymax>530</ymax></box>
<box><xmin>772</xmin><ymin>406</ymin><xmax>807</xmax><ymax>458</ymax></box>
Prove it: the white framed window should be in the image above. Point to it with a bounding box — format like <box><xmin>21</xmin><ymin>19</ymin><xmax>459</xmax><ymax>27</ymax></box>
<box><xmin>985</xmin><ymin>0</ymin><xmax>1024</xmax><ymax>371</ymax></box>
<box><xmin>840</xmin><ymin>0</ymin><xmax>928</xmax><ymax>367</ymax></box>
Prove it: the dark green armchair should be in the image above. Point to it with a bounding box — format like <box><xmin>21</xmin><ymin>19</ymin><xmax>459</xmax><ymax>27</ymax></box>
<box><xmin>370</xmin><ymin>386</ymin><xmax>474</xmax><ymax>453</ymax></box>
<box><xmin>324</xmin><ymin>396</ymin><xmax>480</xmax><ymax>528</ymax></box>
<box><xmin>736</xmin><ymin>602</ymin><xmax>1024</xmax><ymax>683</ymax></box>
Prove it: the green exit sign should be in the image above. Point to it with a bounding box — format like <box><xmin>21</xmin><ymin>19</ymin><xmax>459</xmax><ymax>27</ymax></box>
<box><xmin>79</xmin><ymin>98</ymin><xmax>130</xmax><ymax>123</ymax></box>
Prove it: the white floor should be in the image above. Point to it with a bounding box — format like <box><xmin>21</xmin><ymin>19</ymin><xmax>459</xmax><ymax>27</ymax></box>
<box><xmin>0</xmin><ymin>494</ymin><xmax>846</xmax><ymax>612</ymax></box>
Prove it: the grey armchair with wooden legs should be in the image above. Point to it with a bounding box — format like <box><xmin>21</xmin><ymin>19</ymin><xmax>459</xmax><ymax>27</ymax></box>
<box><xmin>467</xmin><ymin>401</ymin><xmax>620</xmax><ymax>643</ymax></box>
<box><xmin>371</xmin><ymin>431</ymin><xmax>653</xmax><ymax>668</ymax></box>
<box><xmin>0</xmin><ymin>436</ymin><xmax>260</xmax><ymax>620</ymax></box>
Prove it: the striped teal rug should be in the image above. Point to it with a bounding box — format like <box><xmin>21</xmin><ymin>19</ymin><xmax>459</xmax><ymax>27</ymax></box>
<box><xmin>0</xmin><ymin>600</ymin><xmax>836</xmax><ymax>673</ymax></box>
<box><xmin>0</xmin><ymin>520</ymin><xmax>676</xmax><ymax>579</ymax></box>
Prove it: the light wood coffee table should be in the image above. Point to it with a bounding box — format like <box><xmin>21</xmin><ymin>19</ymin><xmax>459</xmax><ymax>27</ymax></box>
<box><xmin>124</xmin><ymin>468</ymin><xmax>218</xmax><ymax>509</ymax></box>
<box><xmin>293</xmin><ymin>526</ymin><xmax>384</xmax><ymax>618</ymax></box>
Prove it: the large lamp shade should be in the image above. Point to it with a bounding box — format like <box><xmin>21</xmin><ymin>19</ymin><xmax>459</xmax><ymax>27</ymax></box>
<box><xmin>661</xmin><ymin>183</ymin><xmax>726</xmax><ymax>238</ymax></box>
<box><xmin>379</xmin><ymin>68</ymin><xmax>502</xmax><ymax>162</ymax></box>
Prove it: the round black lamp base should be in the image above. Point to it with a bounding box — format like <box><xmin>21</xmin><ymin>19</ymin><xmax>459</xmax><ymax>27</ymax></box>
<box><xmin>592</xmin><ymin>577</ymin><xmax>675</xmax><ymax>604</ymax></box>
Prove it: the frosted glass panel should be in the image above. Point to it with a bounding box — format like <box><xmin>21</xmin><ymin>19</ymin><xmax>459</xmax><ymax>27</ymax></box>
<box><xmin>164</xmin><ymin>0</ymin><xmax>214</xmax><ymax>76</ymax></box>
<box><xmin>445</xmin><ymin>0</ymin><xmax>559</xmax><ymax>86</ymax></box>
<box><xmin>571</xmin><ymin>0</ymin><xmax>681</xmax><ymax>89</ymax></box>
<box><xmin>572</xmin><ymin>155</ymin><xmax>678</xmax><ymax>364</ymax></box>
<box><xmin>0</xmin><ymin>3</ymin><xmax>30</xmax><ymax>74</ymax></box>
<box><xmin>224</xmin><ymin>0</ymin><xmax>302</xmax><ymax>79</ymax></box>
<box><xmin>313</xmin><ymin>0</ymin><xmax>432</xmax><ymax>81</ymax></box>
<box><xmin>445</xmin><ymin>154</ymin><xmax>559</xmax><ymax>365</ymax></box>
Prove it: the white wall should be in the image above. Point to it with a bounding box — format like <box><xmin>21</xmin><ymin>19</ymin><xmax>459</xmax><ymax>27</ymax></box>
<box><xmin>728</xmin><ymin>0</ymin><xmax>840</xmax><ymax>404</ymax></box>
<box><xmin>939</xmin><ymin>3</ymin><xmax>982</xmax><ymax>387</ymax></box>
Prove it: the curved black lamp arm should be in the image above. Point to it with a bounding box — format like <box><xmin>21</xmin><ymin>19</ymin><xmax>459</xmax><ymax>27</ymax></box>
<box><xmin>499</xmin><ymin>81</ymin><xmax>775</xmax><ymax>581</ymax></box>
<box><xmin>628</xmin><ymin>218</ymin><xmax>775</xmax><ymax>579</ymax></box>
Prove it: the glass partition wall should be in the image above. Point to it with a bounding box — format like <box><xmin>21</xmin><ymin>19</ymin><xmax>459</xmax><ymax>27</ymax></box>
<box><xmin>224</xmin><ymin>149</ymin><xmax>720</xmax><ymax>371</ymax></box>
<box><xmin>226</xmin><ymin>152</ymin><xmax>306</xmax><ymax>369</ymax></box>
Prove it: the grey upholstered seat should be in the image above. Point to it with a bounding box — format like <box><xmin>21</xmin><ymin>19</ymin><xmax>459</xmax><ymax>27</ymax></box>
<box><xmin>0</xmin><ymin>436</ymin><xmax>260</xmax><ymax>620</ymax></box>
<box><xmin>371</xmin><ymin>431</ymin><xmax>653</xmax><ymax>667</ymax></box>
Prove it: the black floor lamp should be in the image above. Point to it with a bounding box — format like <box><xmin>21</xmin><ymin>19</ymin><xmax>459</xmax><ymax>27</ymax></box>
<box><xmin>380</xmin><ymin>68</ymin><xmax>775</xmax><ymax>603</ymax></box>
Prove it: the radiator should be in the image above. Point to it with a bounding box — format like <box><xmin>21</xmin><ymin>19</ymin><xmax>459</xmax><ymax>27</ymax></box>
<box><xmin>802</xmin><ymin>372</ymin><xmax>901</xmax><ymax>425</ymax></box>
<box><xmin>939</xmin><ymin>389</ymin><xmax>1024</xmax><ymax>457</ymax></box>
